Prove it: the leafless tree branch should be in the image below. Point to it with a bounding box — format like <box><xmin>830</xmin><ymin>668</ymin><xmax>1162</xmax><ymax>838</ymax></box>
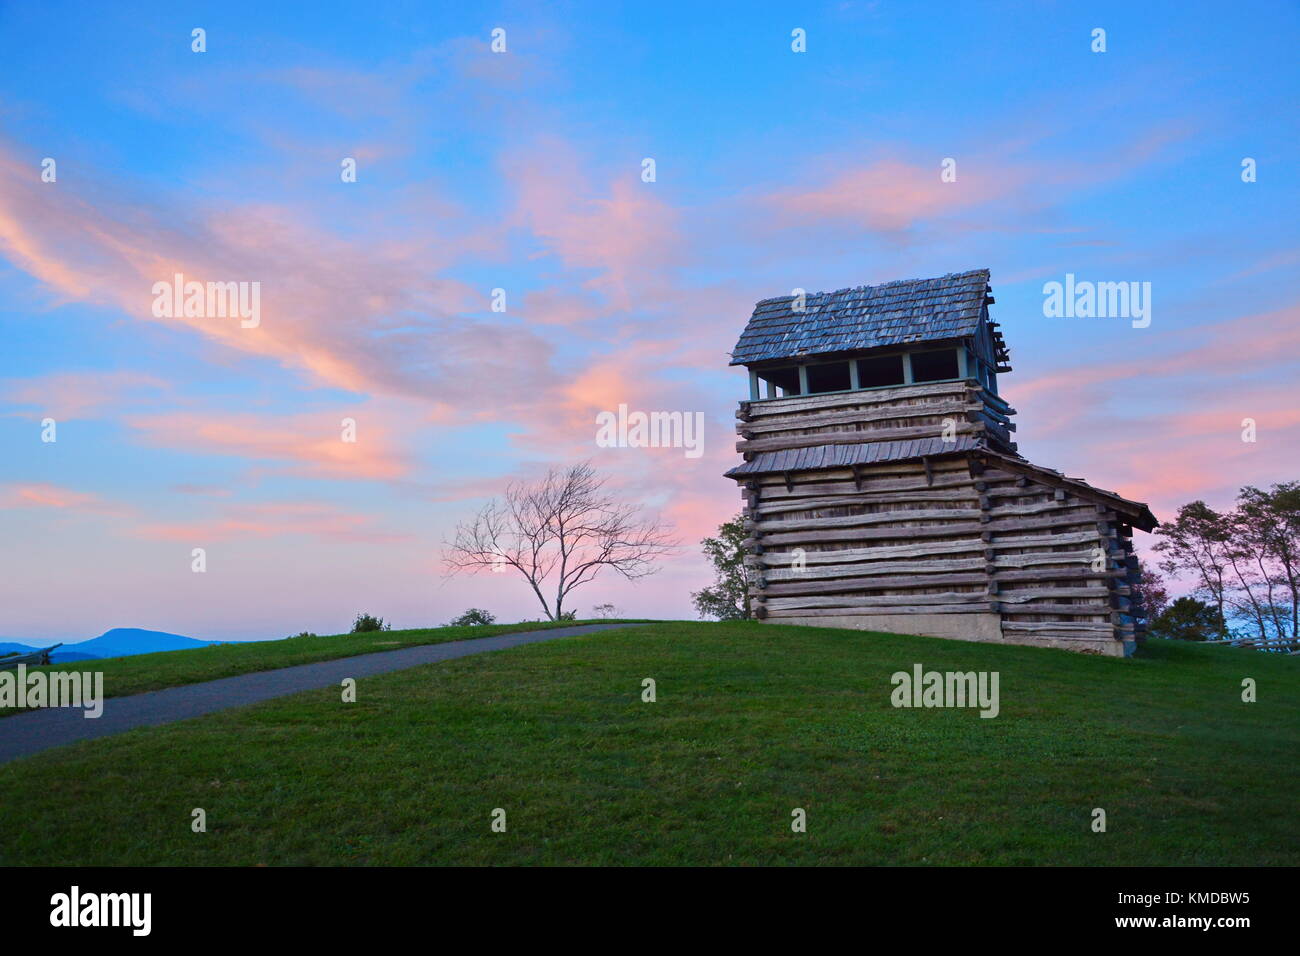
<box><xmin>443</xmin><ymin>462</ymin><xmax>679</xmax><ymax>620</ymax></box>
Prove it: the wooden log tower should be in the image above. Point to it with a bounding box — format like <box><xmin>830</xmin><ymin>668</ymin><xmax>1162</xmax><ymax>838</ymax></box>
<box><xmin>725</xmin><ymin>269</ymin><xmax>1157</xmax><ymax>656</ymax></box>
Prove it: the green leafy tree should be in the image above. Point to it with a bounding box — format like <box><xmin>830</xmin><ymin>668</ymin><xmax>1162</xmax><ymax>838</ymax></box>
<box><xmin>1149</xmin><ymin>597</ymin><xmax>1226</xmax><ymax>642</ymax></box>
<box><xmin>691</xmin><ymin>513</ymin><xmax>751</xmax><ymax>621</ymax></box>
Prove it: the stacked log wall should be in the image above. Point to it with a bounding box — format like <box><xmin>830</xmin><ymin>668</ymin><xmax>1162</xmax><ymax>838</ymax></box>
<box><xmin>736</xmin><ymin>381</ymin><xmax>1016</xmax><ymax>456</ymax></box>
<box><xmin>743</xmin><ymin>457</ymin><xmax>989</xmax><ymax>619</ymax></box>
<box><xmin>972</xmin><ymin>459</ymin><xmax>1134</xmax><ymax>652</ymax></box>
<box><xmin>739</xmin><ymin>455</ymin><xmax>1134</xmax><ymax>655</ymax></box>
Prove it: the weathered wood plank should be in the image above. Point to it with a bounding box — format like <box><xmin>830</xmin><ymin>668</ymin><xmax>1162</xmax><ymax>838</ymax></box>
<box><xmin>987</xmin><ymin>530</ymin><xmax>1106</xmax><ymax>549</ymax></box>
<box><xmin>992</xmin><ymin>549</ymin><xmax>1115</xmax><ymax>569</ymax></box>
<box><xmin>746</xmin><ymin>382</ymin><xmax>974</xmax><ymax>417</ymax></box>
<box><xmin>994</xmin><ymin>567</ymin><xmax>1126</xmax><ymax>583</ymax></box>
<box><xmin>755</xmin><ymin>489</ymin><xmax>976</xmax><ymax>514</ymax></box>
<box><xmin>1000</xmin><ymin>622</ymin><xmax>1114</xmax><ymax>634</ymax></box>
<box><xmin>975</xmin><ymin>387</ymin><xmax>1016</xmax><ymax>415</ymax></box>
<box><xmin>986</xmin><ymin>499</ymin><xmax>1095</xmax><ymax>518</ymax></box>
<box><xmin>766</xmin><ymin>602</ymin><xmax>996</xmax><ymax>617</ymax></box>
<box><xmin>756</xmin><ymin>507</ymin><xmax>982</xmax><ymax>532</ymax></box>
<box><xmin>738</xmin><ymin>401</ymin><xmax>983</xmax><ymax>436</ymax></box>
<box><xmin>752</xmin><ymin>473</ymin><xmax>975</xmax><ymax>499</ymax></box>
<box><xmin>766</xmin><ymin>592</ymin><xmax>990</xmax><ymax>611</ymax></box>
<box><xmin>757</xmin><ymin>572</ymin><xmax>992</xmax><ymax>596</ymax></box>
<box><xmin>982</xmin><ymin>486</ymin><xmax>1055</xmax><ymax>500</ymax></box>
<box><xmin>985</xmin><ymin>509</ymin><xmax>1105</xmax><ymax>534</ymax></box>
<box><xmin>995</xmin><ymin>588</ymin><xmax>1112</xmax><ymax>602</ymax></box>
<box><xmin>754</xmin><ymin>522</ymin><xmax>984</xmax><ymax>546</ymax></box>
<box><xmin>998</xmin><ymin>604</ymin><xmax>1112</xmax><ymax>616</ymax></box>
<box><xmin>764</xmin><ymin>558</ymin><xmax>986</xmax><ymax>581</ymax></box>
<box><xmin>755</xmin><ymin>538</ymin><xmax>985</xmax><ymax>565</ymax></box>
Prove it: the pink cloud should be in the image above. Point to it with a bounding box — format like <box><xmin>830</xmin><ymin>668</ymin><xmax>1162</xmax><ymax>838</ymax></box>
<box><xmin>125</xmin><ymin>410</ymin><xmax>414</xmax><ymax>482</ymax></box>
<box><xmin>135</xmin><ymin>500</ymin><xmax>409</xmax><ymax>544</ymax></box>
<box><xmin>3</xmin><ymin>370</ymin><xmax>169</xmax><ymax>421</ymax></box>
<box><xmin>505</xmin><ymin>136</ymin><xmax>683</xmax><ymax>311</ymax></box>
<box><xmin>767</xmin><ymin>157</ymin><xmax>1002</xmax><ymax>232</ymax></box>
<box><xmin>0</xmin><ymin>143</ymin><xmax>558</xmax><ymax>416</ymax></box>
<box><xmin>759</xmin><ymin>125</ymin><xmax>1190</xmax><ymax>240</ymax></box>
<box><xmin>0</xmin><ymin>482</ymin><xmax>125</xmax><ymax>514</ymax></box>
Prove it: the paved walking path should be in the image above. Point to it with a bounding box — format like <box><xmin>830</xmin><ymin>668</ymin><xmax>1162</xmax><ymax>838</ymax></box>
<box><xmin>0</xmin><ymin>623</ymin><xmax>642</xmax><ymax>766</ymax></box>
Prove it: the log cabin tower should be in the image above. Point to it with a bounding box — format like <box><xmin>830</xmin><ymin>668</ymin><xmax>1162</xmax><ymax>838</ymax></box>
<box><xmin>726</xmin><ymin>269</ymin><xmax>1157</xmax><ymax>656</ymax></box>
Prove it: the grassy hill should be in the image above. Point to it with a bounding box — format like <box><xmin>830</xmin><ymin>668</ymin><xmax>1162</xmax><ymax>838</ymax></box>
<box><xmin>0</xmin><ymin>618</ymin><xmax>644</xmax><ymax>716</ymax></box>
<box><xmin>1</xmin><ymin>621</ymin><xmax>1295</xmax><ymax>866</ymax></box>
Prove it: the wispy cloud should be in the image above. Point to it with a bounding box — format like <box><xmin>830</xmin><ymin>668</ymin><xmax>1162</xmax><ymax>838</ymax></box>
<box><xmin>124</xmin><ymin>410</ymin><xmax>414</xmax><ymax>482</ymax></box>
<box><xmin>134</xmin><ymin>500</ymin><xmax>411</xmax><ymax>544</ymax></box>
<box><xmin>0</xmin><ymin>482</ymin><xmax>126</xmax><ymax>514</ymax></box>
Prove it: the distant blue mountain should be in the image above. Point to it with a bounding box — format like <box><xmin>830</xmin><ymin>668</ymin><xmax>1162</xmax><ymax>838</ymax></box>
<box><xmin>0</xmin><ymin>642</ymin><xmax>41</xmax><ymax>657</ymax></box>
<box><xmin>1</xmin><ymin>628</ymin><xmax>219</xmax><ymax>663</ymax></box>
<box><xmin>68</xmin><ymin>628</ymin><xmax>217</xmax><ymax>659</ymax></box>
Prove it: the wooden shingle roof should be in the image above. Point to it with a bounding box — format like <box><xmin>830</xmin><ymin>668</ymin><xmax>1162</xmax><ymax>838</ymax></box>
<box><xmin>981</xmin><ymin>450</ymin><xmax>1159</xmax><ymax>532</ymax></box>
<box><xmin>729</xmin><ymin>268</ymin><xmax>996</xmax><ymax>366</ymax></box>
<box><xmin>724</xmin><ymin>438</ymin><xmax>1158</xmax><ymax>531</ymax></box>
<box><xmin>724</xmin><ymin>436</ymin><xmax>982</xmax><ymax>478</ymax></box>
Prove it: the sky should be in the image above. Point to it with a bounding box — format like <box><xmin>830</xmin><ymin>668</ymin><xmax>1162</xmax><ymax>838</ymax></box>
<box><xmin>1</xmin><ymin>1</ymin><xmax>1297</xmax><ymax>643</ymax></box>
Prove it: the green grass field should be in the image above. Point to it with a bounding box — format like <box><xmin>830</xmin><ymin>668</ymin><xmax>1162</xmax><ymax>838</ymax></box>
<box><xmin>1</xmin><ymin>621</ymin><xmax>1295</xmax><ymax>866</ymax></box>
<box><xmin>0</xmin><ymin>619</ymin><xmax>645</xmax><ymax>715</ymax></box>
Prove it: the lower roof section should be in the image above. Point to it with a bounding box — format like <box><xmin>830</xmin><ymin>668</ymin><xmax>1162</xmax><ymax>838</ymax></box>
<box><xmin>725</xmin><ymin>438</ymin><xmax>1158</xmax><ymax>531</ymax></box>
<box><xmin>724</xmin><ymin>436</ymin><xmax>981</xmax><ymax>478</ymax></box>
<box><xmin>982</xmin><ymin>449</ymin><xmax>1158</xmax><ymax>531</ymax></box>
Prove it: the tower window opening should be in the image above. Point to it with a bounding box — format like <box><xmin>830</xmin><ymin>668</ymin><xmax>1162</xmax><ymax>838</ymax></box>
<box><xmin>806</xmin><ymin>362</ymin><xmax>851</xmax><ymax>394</ymax></box>
<box><xmin>856</xmin><ymin>354</ymin><xmax>906</xmax><ymax>388</ymax></box>
<box><xmin>910</xmin><ymin>349</ymin><xmax>959</xmax><ymax>383</ymax></box>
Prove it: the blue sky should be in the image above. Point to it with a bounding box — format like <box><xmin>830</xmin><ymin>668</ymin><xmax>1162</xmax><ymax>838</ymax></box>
<box><xmin>1</xmin><ymin>1</ymin><xmax>1297</xmax><ymax>641</ymax></box>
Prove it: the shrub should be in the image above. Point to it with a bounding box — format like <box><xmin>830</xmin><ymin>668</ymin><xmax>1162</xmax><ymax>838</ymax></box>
<box><xmin>350</xmin><ymin>613</ymin><xmax>390</xmax><ymax>634</ymax></box>
<box><xmin>288</xmin><ymin>631</ymin><xmax>317</xmax><ymax>639</ymax></box>
<box><xmin>557</xmin><ymin>609</ymin><xmax>578</xmax><ymax>622</ymax></box>
<box><xmin>449</xmin><ymin>608</ymin><xmax>496</xmax><ymax>627</ymax></box>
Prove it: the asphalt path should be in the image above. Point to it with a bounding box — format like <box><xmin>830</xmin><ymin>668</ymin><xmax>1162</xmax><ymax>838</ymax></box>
<box><xmin>0</xmin><ymin>623</ymin><xmax>643</xmax><ymax>765</ymax></box>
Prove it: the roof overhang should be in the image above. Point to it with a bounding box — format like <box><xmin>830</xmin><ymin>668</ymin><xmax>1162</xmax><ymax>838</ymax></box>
<box><xmin>978</xmin><ymin>450</ymin><xmax>1158</xmax><ymax>532</ymax></box>
<box><xmin>724</xmin><ymin>436</ymin><xmax>979</xmax><ymax>478</ymax></box>
<box><xmin>725</xmin><ymin>441</ymin><xmax>1158</xmax><ymax>532</ymax></box>
<box><xmin>735</xmin><ymin>337</ymin><xmax>971</xmax><ymax>370</ymax></box>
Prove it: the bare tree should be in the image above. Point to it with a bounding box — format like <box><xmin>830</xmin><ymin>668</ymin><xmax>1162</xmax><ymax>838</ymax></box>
<box><xmin>1153</xmin><ymin>500</ymin><xmax>1229</xmax><ymax>628</ymax></box>
<box><xmin>443</xmin><ymin>462</ymin><xmax>678</xmax><ymax>621</ymax></box>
